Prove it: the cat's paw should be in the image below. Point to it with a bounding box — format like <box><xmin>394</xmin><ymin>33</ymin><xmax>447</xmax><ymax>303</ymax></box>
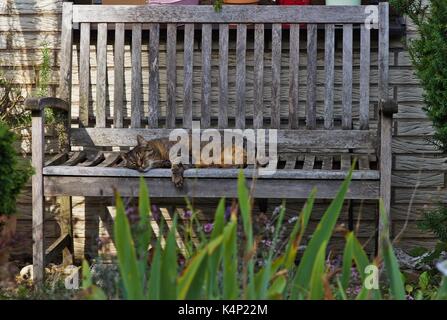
<box><xmin>171</xmin><ymin>164</ymin><xmax>184</xmax><ymax>189</ymax></box>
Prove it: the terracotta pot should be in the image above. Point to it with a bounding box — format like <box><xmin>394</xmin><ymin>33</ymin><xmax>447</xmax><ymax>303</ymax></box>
<box><xmin>223</xmin><ymin>0</ymin><xmax>259</xmax><ymax>4</ymax></box>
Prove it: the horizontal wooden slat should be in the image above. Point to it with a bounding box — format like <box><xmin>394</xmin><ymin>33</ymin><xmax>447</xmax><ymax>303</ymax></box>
<box><xmin>73</xmin><ymin>5</ymin><xmax>375</xmax><ymax>24</ymax></box>
<box><xmin>44</xmin><ymin>176</ymin><xmax>379</xmax><ymax>199</ymax></box>
<box><xmin>43</xmin><ymin>167</ymin><xmax>379</xmax><ymax>180</ymax></box>
<box><xmin>70</xmin><ymin>128</ymin><xmax>377</xmax><ymax>149</ymax></box>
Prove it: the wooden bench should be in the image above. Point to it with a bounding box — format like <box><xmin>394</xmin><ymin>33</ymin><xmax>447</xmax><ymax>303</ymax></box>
<box><xmin>26</xmin><ymin>3</ymin><xmax>397</xmax><ymax>282</ymax></box>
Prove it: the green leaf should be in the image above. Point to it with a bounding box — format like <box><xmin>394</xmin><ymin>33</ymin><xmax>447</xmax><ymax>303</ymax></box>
<box><xmin>178</xmin><ymin>235</ymin><xmax>223</xmax><ymax>300</ymax></box>
<box><xmin>147</xmin><ymin>223</ymin><xmax>163</xmax><ymax>300</ymax></box>
<box><xmin>283</xmin><ymin>189</ymin><xmax>315</xmax><ymax>269</ymax></box>
<box><xmin>114</xmin><ymin>192</ymin><xmax>144</xmax><ymax>299</ymax></box>
<box><xmin>223</xmin><ymin>216</ymin><xmax>238</xmax><ymax>299</ymax></box>
<box><xmin>292</xmin><ymin>165</ymin><xmax>354</xmax><ymax>298</ymax></box>
<box><xmin>379</xmin><ymin>200</ymin><xmax>406</xmax><ymax>300</ymax></box>
<box><xmin>207</xmin><ymin>198</ymin><xmax>225</xmax><ymax>298</ymax></box>
<box><xmin>267</xmin><ymin>275</ymin><xmax>287</xmax><ymax>299</ymax></box>
<box><xmin>308</xmin><ymin>241</ymin><xmax>328</xmax><ymax>300</ymax></box>
<box><xmin>137</xmin><ymin>177</ymin><xmax>152</xmax><ymax>287</ymax></box>
<box><xmin>160</xmin><ymin>216</ymin><xmax>178</xmax><ymax>299</ymax></box>
<box><xmin>237</xmin><ymin>170</ymin><xmax>255</xmax><ymax>299</ymax></box>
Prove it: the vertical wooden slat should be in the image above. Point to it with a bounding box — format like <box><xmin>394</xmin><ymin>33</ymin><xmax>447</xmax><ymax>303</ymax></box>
<box><xmin>303</xmin><ymin>155</ymin><xmax>316</xmax><ymax>170</ymax></box>
<box><xmin>288</xmin><ymin>24</ymin><xmax>299</xmax><ymax>129</ymax></box>
<box><xmin>131</xmin><ymin>24</ymin><xmax>142</xmax><ymax>128</ymax></box>
<box><xmin>201</xmin><ymin>24</ymin><xmax>212</xmax><ymax>128</ymax></box>
<box><xmin>324</xmin><ymin>24</ymin><xmax>335</xmax><ymax>130</ymax></box>
<box><xmin>114</xmin><ymin>23</ymin><xmax>125</xmax><ymax>128</ymax></box>
<box><xmin>148</xmin><ymin>23</ymin><xmax>160</xmax><ymax>128</ymax></box>
<box><xmin>166</xmin><ymin>23</ymin><xmax>177</xmax><ymax>129</ymax></box>
<box><xmin>322</xmin><ymin>156</ymin><xmax>333</xmax><ymax>170</ymax></box>
<box><xmin>183</xmin><ymin>24</ymin><xmax>194</xmax><ymax>129</ymax></box>
<box><xmin>378</xmin><ymin>2</ymin><xmax>392</xmax><ymax>246</ymax></box>
<box><xmin>253</xmin><ymin>24</ymin><xmax>264</xmax><ymax>129</ymax></box>
<box><xmin>284</xmin><ymin>154</ymin><xmax>297</xmax><ymax>169</ymax></box>
<box><xmin>79</xmin><ymin>23</ymin><xmax>90</xmax><ymax>127</ymax></box>
<box><xmin>96</xmin><ymin>23</ymin><xmax>107</xmax><ymax>128</ymax></box>
<box><xmin>58</xmin><ymin>2</ymin><xmax>73</xmax><ymax>128</ymax></box>
<box><xmin>306</xmin><ymin>24</ymin><xmax>317</xmax><ymax>129</ymax></box>
<box><xmin>342</xmin><ymin>24</ymin><xmax>353</xmax><ymax>130</ymax></box>
<box><xmin>358</xmin><ymin>155</ymin><xmax>370</xmax><ymax>170</ymax></box>
<box><xmin>236</xmin><ymin>24</ymin><xmax>247</xmax><ymax>129</ymax></box>
<box><xmin>271</xmin><ymin>23</ymin><xmax>281</xmax><ymax>129</ymax></box>
<box><xmin>218</xmin><ymin>24</ymin><xmax>229</xmax><ymax>129</ymax></box>
<box><xmin>360</xmin><ymin>25</ymin><xmax>371</xmax><ymax>130</ymax></box>
<box><xmin>341</xmin><ymin>154</ymin><xmax>351</xmax><ymax>171</ymax></box>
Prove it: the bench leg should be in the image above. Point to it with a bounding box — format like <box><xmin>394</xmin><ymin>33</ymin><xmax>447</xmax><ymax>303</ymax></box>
<box><xmin>32</xmin><ymin>112</ymin><xmax>44</xmax><ymax>284</ymax></box>
<box><xmin>379</xmin><ymin>113</ymin><xmax>393</xmax><ymax>255</ymax></box>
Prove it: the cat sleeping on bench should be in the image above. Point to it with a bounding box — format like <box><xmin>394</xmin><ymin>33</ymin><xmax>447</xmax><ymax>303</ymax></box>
<box><xmin>121</xmin><ymin>135</ymin><xmax>247</xmax><ymax>189</ymax></box>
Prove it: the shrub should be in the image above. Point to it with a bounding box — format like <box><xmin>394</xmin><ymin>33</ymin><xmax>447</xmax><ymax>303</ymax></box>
<box><xmin>391</xmin><ymin>0</ymin><xmax>447</xmax><ymax>152</ymax></box>
<box><xmin>0</xmin><ymin>122</ymin><xmax>33</xmax><ymax>216</ymax></box>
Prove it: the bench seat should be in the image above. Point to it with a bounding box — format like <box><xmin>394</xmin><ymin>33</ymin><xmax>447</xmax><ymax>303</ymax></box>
<box><xmin>42</xmin><ymin>152</ymin><xmax>379</xmax><ymax>199</ymax></box>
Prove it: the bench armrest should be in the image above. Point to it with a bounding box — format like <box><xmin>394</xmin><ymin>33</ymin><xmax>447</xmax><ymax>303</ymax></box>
<box><xmin>379</xmin><ymin>99</ymin><xmax>398</xmax><ymax>117</ymax></box>
<box><xmin>25</xmin><ymin>97</ymin><xmax>69</xmax><ymax>113</ymax></box>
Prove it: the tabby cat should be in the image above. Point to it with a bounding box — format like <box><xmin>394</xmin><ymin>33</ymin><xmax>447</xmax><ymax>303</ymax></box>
<box><xmin>121</xmin><ymin>135</ymin><xmax>247</xmax><ymax>189</ymax></box>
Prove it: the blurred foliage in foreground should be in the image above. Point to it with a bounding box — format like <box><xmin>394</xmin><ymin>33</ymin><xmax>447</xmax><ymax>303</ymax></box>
<box><xmin>81</xmin><ymin>170</ymin><xmax>447</xmax><ymax>300</ymax></box>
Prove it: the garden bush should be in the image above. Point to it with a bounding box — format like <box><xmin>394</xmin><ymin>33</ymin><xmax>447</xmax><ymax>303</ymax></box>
<box><xmin>0</xmin><ymin>122</ymin><xmax>33</xmax><ymax>216</ymax></box>
<box><xmin>391</xmin><ymin>0</ymin><xmax>447</xmax><ymax>152</ymax></box>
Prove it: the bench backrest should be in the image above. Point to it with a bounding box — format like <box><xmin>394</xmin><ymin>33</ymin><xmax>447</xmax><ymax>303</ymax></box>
<box><xmin>60</xmin><ymin>3</ymin><xmax>389</xmax><ymax>151</ymax></box>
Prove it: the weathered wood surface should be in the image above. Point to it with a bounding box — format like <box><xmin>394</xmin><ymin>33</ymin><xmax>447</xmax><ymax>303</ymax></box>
<box><xmin>114</xmin><ymin>23</ymin><xmax>125</xmax><ymax>128</ymax></box>
<box><xmin>73</xmin><ymin>5</ymin><xmax>379</xmax><ymax>24</ymax></box>
<box><xmin>183</xmin><ymin>24</ymin><xmax>194</xmax><ymax>129</ymax></box>
<box><xmin>96</xmin><ymin>23</ymin><xmax>107</xmax><ymax>128</ymax></box>
<box><xmin>43</xmin><ymin>166</ymin><xmax>380</xmax><ymax>180</ymax></box>
<box><xmin>131</xmin><ymin>23</ymin><xmax>142</xmax><ymax>128</ymax></box>
<box><xmin>70</xmin><ymin>128</ymin><xmax>377</xmax><ymax>149</ymax></box>
<box><xmin>44</xmin><ymin>176</ymin><xmax>379</xmax><ymax>199</ymax></box>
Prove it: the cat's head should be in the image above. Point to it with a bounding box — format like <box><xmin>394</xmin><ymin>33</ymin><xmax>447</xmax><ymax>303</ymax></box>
<box><xmin>121</xmin><ymin>135</ymin><xmax>156</xmax><ymax>172</ymax></box>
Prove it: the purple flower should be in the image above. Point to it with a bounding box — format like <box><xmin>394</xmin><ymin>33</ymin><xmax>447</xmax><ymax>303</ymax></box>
<box><xmin>151</xmin><ymin>205</ymin><xmax>161</xmax><ymax>222</ymax></box>
<box><xmin>203</xmin><ymin>223</ymin><xmax>214</xmax><ymax>234</ymax></box>
<box><xmin>183</xmin><ymin>210</ymin><xmax>192</xmax><ymax>219</ymax></box>
<box><xmin>126</xmin><ymin>206</ymin><xmax>139</xmax><ymax>224</ymax></box>
<box><xmin>262</xmin><ymin>240</ymin><xmax>272</xmax><ymax>248</ymax></box>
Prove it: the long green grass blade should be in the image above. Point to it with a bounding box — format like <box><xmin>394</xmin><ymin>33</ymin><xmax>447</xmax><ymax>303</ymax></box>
<box><xmin>160</xmin><ymin>215</ymin><xmax>178</xmax><ymax>299</ymax></box>
<box><xmin>207</xmin><ymin>198</ymin><xmax>225</xmax><ymax>298</ymax></box>
<box><xmin>283</xmin><ymin>189</ymin><xmax>316</xmax><ymax>269</ymax></box>
<box><xmin>147</xmin><ymin>222</ymin><xmax>163</xmax><ymax>300</ymax></box>
<box><xmin>237</xmin><ymin>170</ymin><xmax>255</xmax><ymax>299</ymax></box>
<box><xmin>137</xmin><ymin>177</ymin><xmax>152</xmax><ymax>287</ymax></box>
<box><xmin>308</xmin><ymin>241</ymin><xmax>328</xmax><ymax>300</ymax></box>
<box><xmin>178</xmin><ymin>235</ymin><xmax>223</xmax><ymax>299</ymax></box>
<box><xmin>291</xmin><ymin>167</ymin><xmax>353</xmax><ymax>298</ymax></box>
<box><xmin>267</xmin><ymin>275</ymin><xmax>287</xmax><ymax>299</ymax></box>
<box><xmin>223</xmin><ymin>216</ymin><xmax>238</xmax><ymax>299</ymax></box>
<box><xmin>379</xmin><ymin>200</ymin><xmax>406</xmax><ymax>300</ymax></box>
<box><xmin>114</xmin><ymin>192</ymin><xmax>144</xmax><ymax>299</ymax></box>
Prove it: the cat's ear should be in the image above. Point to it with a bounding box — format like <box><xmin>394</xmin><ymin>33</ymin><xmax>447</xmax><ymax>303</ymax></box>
<box><xmin>137</xmin><ymin>135</ymin><xmax>145</xmax><ymax>146</ymax></box>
